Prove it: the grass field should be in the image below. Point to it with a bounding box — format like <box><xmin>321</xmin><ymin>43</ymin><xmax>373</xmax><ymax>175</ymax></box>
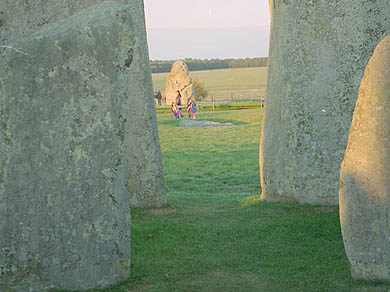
<box><xmin>152</xmin><ymin>67</ymin><xmax>268</xmax><ymax>102</ymax></box>
<box><xmin>62</xmin><ymin>109</ymin><xmax>390</xmax><ymax>292</ymax></box>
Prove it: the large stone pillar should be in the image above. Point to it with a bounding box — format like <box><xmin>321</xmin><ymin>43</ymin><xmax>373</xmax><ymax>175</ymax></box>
<box><xmin>0</xmin><ymin>0</ymin><xmax>166</xmax><ymax>207</ymax></box>
<box><xmin>0</xmin><ymin>0</ymin><xmax>165</xmax><ymax>289</ymax></box>
<box><xmin>340</xmin><ymin>35</ymin><xmax>390</xmax><ymax>281</ymax></box>
<box><xmin>260</xmin><ymin>0</ymin><xmax>390</xmax><ymax>205</ymax></box>
<box><xmin>0</xmin><ymin>3</ymin><xmax>132</xmax><ymax>290</ymax></box>
<box><xmin>124</xmin><ymin>0</ymin><xmax>167</xmax><ymax>207</ymax></box>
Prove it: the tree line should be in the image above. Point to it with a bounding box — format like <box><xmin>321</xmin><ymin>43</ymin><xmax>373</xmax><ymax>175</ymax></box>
<box><xmin>150</xmin><ymin>57</ymin><xmax>268</xmax><ymax>73</ymax></box>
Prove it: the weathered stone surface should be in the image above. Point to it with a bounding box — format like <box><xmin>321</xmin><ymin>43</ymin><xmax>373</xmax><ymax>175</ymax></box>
<box><xmin>0</xmin><ymin>0</ymin><xmax>166</xmax><ymax>208</ymax></box>
<box><xmin>165</xmin><ymin>60</ymin><xmax>195</xmax><ymax>105</ymax></box>
<box><xmin>123</xmin><ymin>0</ymin><xmax>166</xmax><ymax>208</ymax></box>
<box><xmin>339</xmin><ymin>35</ymin><xmax>390</xmax><ymax>281</ymax></box>
<box><xmin>260</xmin><ymin>0</ymin><xmax>390</xmax><ymax>205</ymax></box>
<box><xmin>0</xmin><ymin>0</ymin><xmax>139</xmax><ymax>44</ymax></box>
<box><xmin>0</xmin><ymin>3</ymin><xmax>134</xmax><ymax>291</ymax></box>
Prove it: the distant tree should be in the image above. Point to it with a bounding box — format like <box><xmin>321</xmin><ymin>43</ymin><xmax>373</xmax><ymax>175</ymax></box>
<box><xmin>227</xmin><ymin>57</ymin><xmax>268</xmax><ymax>69</ymax></box>
<box><xmin>193</xmin><ymin>80</ymin><xmax>208</xmax><ymax>101</ymax></box>
<box><xmin>149</xmin><ymin>57</ymin><xmax>268</xmax><ymax>73</ymax></box>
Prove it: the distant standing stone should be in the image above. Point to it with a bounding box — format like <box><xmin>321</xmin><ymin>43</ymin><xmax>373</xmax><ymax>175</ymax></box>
<box><xmin>165</xmin><ymin>60</ymin><xmax>195</xmax><ymax>105</ymax></box>
<box><xmin>339</xmin><ymin>35</ymin><xmax>390</xmax><ymax>281</ymax></box>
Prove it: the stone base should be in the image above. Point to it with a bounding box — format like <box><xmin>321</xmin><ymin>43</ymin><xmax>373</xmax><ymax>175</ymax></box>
<box><xmin>350</xmin><ymin>261</ymin><xmax>390</xmax><ymax>282</ymax></box>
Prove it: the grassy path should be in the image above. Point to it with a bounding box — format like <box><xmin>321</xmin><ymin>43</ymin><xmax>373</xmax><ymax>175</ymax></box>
<box><xmin>125</xmin><ymin>109</ymin><xmax>390</xmax><ymax>292</ymax></box>
<box><xmin>63</xmin><ymin>109</ymin><xmax>390</xmax><ymax>292</ymax></box>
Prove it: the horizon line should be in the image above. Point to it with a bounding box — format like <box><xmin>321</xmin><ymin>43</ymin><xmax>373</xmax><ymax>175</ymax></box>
<box><xmin>146</xmin><ymin>25</ymin><xmax>271</xmax><ymax>30</ymax></box>
<box><xmin>149</xmin><ymin>56</ymin><xmax>269</xmax><ymax>61</ymax></box>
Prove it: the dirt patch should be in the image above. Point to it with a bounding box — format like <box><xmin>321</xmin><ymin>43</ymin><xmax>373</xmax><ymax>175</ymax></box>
<box><xmin>180</xmin><ymin>120</ymin><xmax>235</xmax><ymax>127</ymax></box>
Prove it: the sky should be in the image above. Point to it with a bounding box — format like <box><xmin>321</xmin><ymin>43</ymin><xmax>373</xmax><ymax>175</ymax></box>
<box><xmin>144</xmin><ymin>0</ymin><xmax>270</xmax><ymax>60</ymax></box>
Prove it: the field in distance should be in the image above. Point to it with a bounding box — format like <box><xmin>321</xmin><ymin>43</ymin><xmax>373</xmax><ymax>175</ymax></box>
<box><xmin>152</xmin><ymin>67</ymin><xmax>268</xmax><ymax>102</ymax></box>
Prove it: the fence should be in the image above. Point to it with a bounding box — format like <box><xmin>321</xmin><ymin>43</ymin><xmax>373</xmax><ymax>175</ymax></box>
<box><xmin>157</xmin><ymin>88</ymin><xmax>265</xmax><ymax>106</ymax></box>
<box><xmin>199</xmin><ymin>88</ymin><xmax>266</xmax><ymax>104</ymax></box>
<box><xmin>155</xmin><ymin>102</ymin><xmax>264</xmax><ymax>114</ymax></box>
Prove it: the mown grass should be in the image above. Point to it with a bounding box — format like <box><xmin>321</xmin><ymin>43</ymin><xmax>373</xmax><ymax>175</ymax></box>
<box><xmin>152</xmin><ymin>67</ymin><xmax>267</xmax><ymax>92</ymax></box>
<box><xmin>60</xmin><ymin>109</ymin><xmax>390</xmax><ymax>292</ymax></box>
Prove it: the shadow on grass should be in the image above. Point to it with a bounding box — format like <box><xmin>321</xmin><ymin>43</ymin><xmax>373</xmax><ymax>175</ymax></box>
<box><xmin>126</xmin><ymin>196</ymin><xmax>365</xmax><ymax>292</ymax></box>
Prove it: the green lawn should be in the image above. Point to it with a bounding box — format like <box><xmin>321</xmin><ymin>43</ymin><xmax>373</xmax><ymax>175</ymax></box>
<box><xmin>152</xmin><ymin>67</ymin><xmax>268</xmax><ymax>101</ymax></box>
<box><xmin>61</xmin><ymin>109</ymin><xmax>390</xmax><ymax>292</ymax></box>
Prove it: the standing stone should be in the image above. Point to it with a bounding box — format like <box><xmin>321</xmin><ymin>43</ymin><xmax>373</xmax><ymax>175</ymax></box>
<box><xmin>0</xmin><ymin>1</ymin><xmax>166</xmax><ymax>208</ymax></box>
<box><xmin>124</xmin><ymin>0</ymin><xmax>167</xmax><ymax>208</ymax></box>
<box><xmin>260</xmin><ymin>0</ymin><xmax>390</xmax><ymax>205</ymax></box>
<box><xmin>0</xmin><ymin>1</ymin><xmax>156</xmax><ymax>290</ymax></box>
<box><xmin>165</xmin><ymin>60</ymin><xmax>195</xmax><ymax>105</ymax></box>
<box><xmin>339</xmin><ymin>35</ymin><xmax>390</xmax><ymax>281</ymax></box>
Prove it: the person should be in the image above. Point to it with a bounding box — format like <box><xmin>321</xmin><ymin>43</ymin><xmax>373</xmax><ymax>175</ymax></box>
<box><xmin>191</xmin><ymin>100</ymin><xmax>197</xmax><ymax>120</ymax></box>
<box><xmin>157</xmin><ymin>90</ymin><xmax>162</xmax><ymax>105</ymax></box>
<box><xmin>175</xmin><ymin>90</ymin><xmax>182</xmax><ymax>106</ymax></box>
<box><xmin>186</xmin><ymin>98</ymin><xmax>193</xmax><ymax>118</ymax></box>
<box><xmin>153</xmin><ymin>88</ymin><xmax>158</xmax><ymax>100</ymax></box>
<box><xmin>175</xmin><ymin>90</ymin><xmax>183</xmax><ymax>118</ymax></box>
<box><xmin>171</xmin><ymin>102</ymin><xmax>180</xmax><ymax>119</ymax></box>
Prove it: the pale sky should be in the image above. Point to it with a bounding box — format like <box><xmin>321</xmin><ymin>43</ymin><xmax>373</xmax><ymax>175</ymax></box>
<box><xmin>144</xmin><ymin>0</ymin><xmax>270</xmax><ymax>29</ymax></box>
<box><xmin>143</xmin><ymin>0</ymin><xmax>271</xmax><ymax>60</ymax></box>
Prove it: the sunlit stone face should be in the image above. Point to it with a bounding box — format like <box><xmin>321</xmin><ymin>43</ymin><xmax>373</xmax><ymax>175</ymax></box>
<box><xmin>340</xmin><ymin>35</ymin><xmax>390</xmax><ymax>282</ymax></box>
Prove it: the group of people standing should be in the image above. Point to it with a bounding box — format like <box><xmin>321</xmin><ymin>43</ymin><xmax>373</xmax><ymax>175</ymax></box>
<box><xmin>153</xmin><ymin>89</ymin><xmax>163</xmax><ymax>105</ymax></box>
<box><xmin>171</xmin><ymin>90</ymin><xmax>197</xmax><ymax>120</ymax></box>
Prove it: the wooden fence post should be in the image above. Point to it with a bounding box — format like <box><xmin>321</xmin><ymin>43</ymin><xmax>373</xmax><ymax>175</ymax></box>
<box><xmin>213</xmin><ymin>90</ymin><xmax>215</xmax><ymax>111</ymax></box>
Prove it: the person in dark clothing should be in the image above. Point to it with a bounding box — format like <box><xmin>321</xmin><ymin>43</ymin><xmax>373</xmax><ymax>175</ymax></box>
<box><xmin>175</xmin><ymin>90</ymin><xmax>182</xmax><ymax>105</ymax></box>
<box><xmin>175</xmin><ymin>90</ymin><xmax>183</xmax><ymax>117</ymax></box>
<box><xmin>157</xmin><ymin>90</ymin><xmax>162</xmax><ymax>105</ymax></box>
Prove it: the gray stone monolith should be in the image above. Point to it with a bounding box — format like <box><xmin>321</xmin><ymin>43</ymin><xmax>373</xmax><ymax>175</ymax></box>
<box><xmin>339</xmin><ymin>35</ymin><xmax>390</xmax><ymax>281</ymax></box>
<box><xmin>0</xmin><ymin>1</ymin><xmax>150</xmax><ymax>290</ymax></box>
<box><xmin>0</xmin><ymin>0</ymin><xmax>166</xmax><ymax>207</ymax></box>
<box><xmin>123</xmin><ymin>0</ymin><xmax>166</xmax><ymax>208</ymax></box>
<box><xmin>260</xmin><ymin>0</ymin><xmax>390</xmax><ymax>205</ymax></box>
<box><xmin>165</xmin><ymin>60</ymin><xmax>195</xmax><ymax>105</ymax></box>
